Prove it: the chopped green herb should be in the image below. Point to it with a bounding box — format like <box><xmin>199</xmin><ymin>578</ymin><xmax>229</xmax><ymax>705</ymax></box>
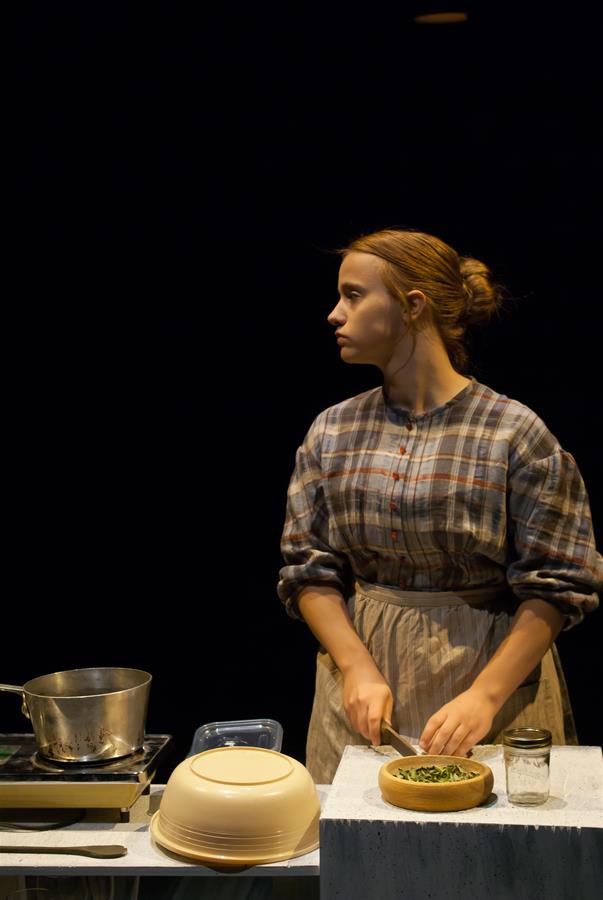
<box><xmin>394</xmin><ymin>764</ymin><xmax>480</xmax><ymax>783</ymax></box>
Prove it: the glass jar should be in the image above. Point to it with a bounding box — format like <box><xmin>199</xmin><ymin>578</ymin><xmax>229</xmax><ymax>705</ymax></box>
<box><xmin>503</xmin><ymin>727</ymin><xmax>552</xmax><ymax>806</ymax></box>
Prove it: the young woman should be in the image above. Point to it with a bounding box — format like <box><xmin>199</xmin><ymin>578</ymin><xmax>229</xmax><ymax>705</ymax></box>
<box><xmin>277</xmin><ymin>227</ymin><xmax>602</xmax><ymax>784</ymax></box>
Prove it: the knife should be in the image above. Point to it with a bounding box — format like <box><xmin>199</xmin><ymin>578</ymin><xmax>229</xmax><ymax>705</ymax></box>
<box><xmin>379</xmin><ymin>720</ymin><xmax>423</xmax><ymax>757</ymax></box>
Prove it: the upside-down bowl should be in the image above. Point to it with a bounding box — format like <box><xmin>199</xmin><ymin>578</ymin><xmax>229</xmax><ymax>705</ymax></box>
<box><xmin>151</xmin><ymin>746</ymin><xmax>320</xmax><ymax>866</ymax></box>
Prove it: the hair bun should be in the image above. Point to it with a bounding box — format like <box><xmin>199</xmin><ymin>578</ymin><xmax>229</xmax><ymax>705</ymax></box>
<box><xmin>459</xmin><ymin>256</ymin><xmax>504</xmax><ymax>326</ymax></box>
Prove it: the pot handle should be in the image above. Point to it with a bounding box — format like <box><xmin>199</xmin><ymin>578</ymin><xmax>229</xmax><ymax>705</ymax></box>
<box><xmin>0</xmin><ymin>684</ymin><xmax>31</xmax><ymax>719</ymax></box>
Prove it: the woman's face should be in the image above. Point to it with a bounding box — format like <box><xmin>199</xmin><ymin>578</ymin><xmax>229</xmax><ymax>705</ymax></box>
<box><xmin>327</xmin><ymin>252</ymin><xmax>407</xmax><ymax>367</ymax></box>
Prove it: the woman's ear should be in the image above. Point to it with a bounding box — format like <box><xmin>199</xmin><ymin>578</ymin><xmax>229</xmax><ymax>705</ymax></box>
<box><xmin>405</xmin><ymin>290</ymin><xmax>428</xmax><ymax>320</ymax></box>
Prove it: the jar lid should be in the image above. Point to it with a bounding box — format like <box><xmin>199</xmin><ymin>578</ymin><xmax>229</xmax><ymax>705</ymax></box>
<box><xmin>503</xmin><ymin>727</ymin><xmax>552</xmax><ymax>748</ymax></box>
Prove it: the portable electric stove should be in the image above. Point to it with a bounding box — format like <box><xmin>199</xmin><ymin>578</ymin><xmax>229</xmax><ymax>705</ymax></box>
<box><xmin>0</xmin><ymin>733</ymin><xmax>173</xmax><ymax>822</ymax></box>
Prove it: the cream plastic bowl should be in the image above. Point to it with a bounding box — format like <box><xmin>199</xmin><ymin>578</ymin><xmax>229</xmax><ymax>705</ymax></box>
<box><xmin>151</xmin><ymin>746</ymin><xmax>320</xmax><ymax>866</ymax></box>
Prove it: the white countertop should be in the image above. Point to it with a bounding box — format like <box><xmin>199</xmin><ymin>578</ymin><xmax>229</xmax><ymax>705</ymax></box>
<box><xmin>2</xmin><ymin>745</ymin><xmax>602</xmax><ymax>886</ymax></box>
<box><xmin>323</xmin><ymin>744</ymin><xmax>603</xmax><ymax>828</ymax></box>
<box><xmin>0</xmin><ymin>784</ymin><xmax>329</xmax><ymax>877</ymax></box>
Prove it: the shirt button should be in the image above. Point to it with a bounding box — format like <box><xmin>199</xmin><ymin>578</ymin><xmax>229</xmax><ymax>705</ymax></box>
<box><xmin>391</xmin><ymin>531</ymin><xmax>398</xmax><ymax>541</ymax></box>
<box><xmin>389</xmin><ymin>501</ymin><xmax>397</xmax><ymax>510</ymax></box>
<box><xmin>399</xmin><ymin>447</ymin><xmax>406</xmax><ymax>454</ymax></box>
<box><xmin>392</xmin><ymin>472</ymin><xmax>400</xmax><ymax>481</ymax></box>
<box><xmin>406</xmin><ymin>422</ymin><xmax>413</xmax><ymax>431</ymax></box>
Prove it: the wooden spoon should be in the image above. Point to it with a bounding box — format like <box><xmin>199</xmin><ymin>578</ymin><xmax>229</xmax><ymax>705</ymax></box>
<box><xmin>0</xmin><ymin>844</ymin><xmax>127</xmax><ymax>859</ymax></box>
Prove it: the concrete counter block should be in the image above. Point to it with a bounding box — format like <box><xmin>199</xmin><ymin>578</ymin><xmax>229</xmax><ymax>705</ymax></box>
<box><xmin>320</xmin><ymin>745</ymin><xmax>603</xmax><ymax>900</ymax></box>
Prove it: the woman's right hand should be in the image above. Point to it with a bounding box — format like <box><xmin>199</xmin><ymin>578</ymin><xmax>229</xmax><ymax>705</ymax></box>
<box><xmin>341</xmin><ymin>661</ymin><xmax>394</xmax><ymax>747</ymax></box>
<box><xmin>295</xmin><ymin>584</ymin><xmax>394</xmax><ymax>747</ymax></box>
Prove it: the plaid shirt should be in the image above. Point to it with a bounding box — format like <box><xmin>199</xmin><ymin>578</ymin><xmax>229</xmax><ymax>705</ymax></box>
<box><xmin>277</xmin><ymin>376</ymin><xmax>602</xmax><ymax>631</ymax></box>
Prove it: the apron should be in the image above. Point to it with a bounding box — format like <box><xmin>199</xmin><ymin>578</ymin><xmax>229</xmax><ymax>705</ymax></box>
<box><xmin>305</xmin><ymin>578</ymin><xmax>578</xmax><ymax>784</ymax></box>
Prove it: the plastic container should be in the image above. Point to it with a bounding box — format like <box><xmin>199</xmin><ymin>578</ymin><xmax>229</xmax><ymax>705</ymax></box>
<box><xmin>503</xmin><ymin>727</ymin><xmax>552</xmax><ymax>805</ymax></box>
<box><xmin>188</xmin><ymin>718</ymin><xmax>283</xmax><ymax>757</ymax></box>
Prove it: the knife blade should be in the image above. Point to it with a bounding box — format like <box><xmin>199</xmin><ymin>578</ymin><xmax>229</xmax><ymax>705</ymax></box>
<box><xmin>379</xmin><ymin>721</ymin><xmax>422</xmax><ymax>757</ymax></box>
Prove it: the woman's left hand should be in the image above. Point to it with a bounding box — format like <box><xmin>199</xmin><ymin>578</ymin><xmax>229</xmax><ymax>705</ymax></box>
<box><xmin>418</xmin><ymin>688</ymin><xmax>499</xmax><ymax>756</ymax></box>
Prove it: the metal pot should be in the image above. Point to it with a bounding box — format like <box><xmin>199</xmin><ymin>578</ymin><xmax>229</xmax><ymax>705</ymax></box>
<box><xmin>0</xmin><ymin>667</ymin><xmax>152</xmax><ymax>763</ymax></box>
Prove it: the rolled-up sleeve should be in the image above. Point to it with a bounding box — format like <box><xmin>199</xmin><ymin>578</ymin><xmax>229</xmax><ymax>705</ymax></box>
<box><xmin>277</xmin><ymin>412</ymin><xmax>351</xmax><ymax>620</ymax></box>
<box><xmin>506</xmin><ymin>446</ymin><xmax>603</xmax><ymax>630</ymax></box>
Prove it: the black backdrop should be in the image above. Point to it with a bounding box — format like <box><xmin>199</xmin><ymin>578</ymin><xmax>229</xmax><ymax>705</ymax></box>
<box><xmin>7</xmin><ymin>3</ymin><xmax>601</xmax><ymax>781</ymax></box>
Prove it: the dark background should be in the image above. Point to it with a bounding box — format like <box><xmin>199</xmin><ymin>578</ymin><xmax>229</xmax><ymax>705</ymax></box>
<box><xmin>7</xmin><ymin>3</ymin><xmax>602</xmax><ymax>781</ymax></box>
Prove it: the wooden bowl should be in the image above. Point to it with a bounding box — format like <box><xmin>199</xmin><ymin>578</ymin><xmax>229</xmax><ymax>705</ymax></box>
<box><xmin>378</xmin><ymin>755</ymin><xmax>494</xmax><ymax>812</ymax></box>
